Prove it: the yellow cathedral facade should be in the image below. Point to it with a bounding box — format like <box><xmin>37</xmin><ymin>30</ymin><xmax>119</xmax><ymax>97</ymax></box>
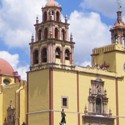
<box><xmin>0</xmin><ymin>0</ymin><xmax>125</xmax><ymax>125</ymax></box>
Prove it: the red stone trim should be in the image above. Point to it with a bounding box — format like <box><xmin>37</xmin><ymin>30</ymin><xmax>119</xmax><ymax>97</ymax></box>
<box><xmin>18</xmin><ymin>90</ymin><xmax>20</xmax><ymax>125</ymax></box>
<box><xmin>49</xmin><ymin>68</ymin><xmax>54</xmax><ymax>125</ymax></box>
<box><xmin>26</xmin><ymin>72</ymin><xmax>29</xmax><ymax>125</ymax></box>
<box><xmin>0</xmin><ymin>76</ymin><xmax>2</xmax><ymax>84</ymax></box>
<box><xmin>116</xmin><ymin>78</ymin><xmax>119</xmax><ymax>125</ymax></box>
<box><xmin>77</xmin><ymin>72</ymin><xmax>80</xmax><ymax>125</ymax></box>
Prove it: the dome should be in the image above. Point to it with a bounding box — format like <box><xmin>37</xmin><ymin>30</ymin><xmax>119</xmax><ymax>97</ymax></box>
<box><xmin>0</xmin><ymin>58</ymin><xmax>14</xmax><ymax>76</ymax></box>
<box><xmin>46</xmin><ymin>0</ymin><xmax>60</xmax><ymax>7</ymax></box>
<box><xmin>114</xmin><ymin>11</ymin><xmax>125</xmax><ymax>27</ymax></box>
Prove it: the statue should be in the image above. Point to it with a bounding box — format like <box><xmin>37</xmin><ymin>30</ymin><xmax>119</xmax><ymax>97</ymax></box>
<box><xmin>60</xmin><ymin>109</ymin><xmax>66</xmax><ymax>125</ymax></box>
<box><xmin>7</xmin><ymin>100</ymin><xmax>15</xmax><ymax>124</ymax></box>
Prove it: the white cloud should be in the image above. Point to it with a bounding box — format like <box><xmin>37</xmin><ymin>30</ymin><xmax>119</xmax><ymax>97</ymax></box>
<box><xmin>0</xmin><ymin>0</ymin><xmax>47</xmax><ymax>48</ymax></box>
<box><xmin>15</xmin><ymin>65</ymin><xmax>29</xmax><ymax>80</ymax></box>
<box><xmin>69</xmin><ymin>11</ymin><xmax>111</xmax><ymax>64</ymax></box>
<box><xmin>81</xmin><ymin>61</ymin><xmax>91</xmax><ymax>67</ymax></box>
<box><xmin>0</xmin><ymin>0</ymin><xmax>122</xmax><ymax>75</ymax></box>
<box><xmin>4</xmin><ymin>29</ymin><xmax>31</xmax><ymax>48</ymax></box>
<box><xmin>0</xmin><ymin>51</ymin><xmax>19</xmax><ymax>68</ymax></box>
<box><xmin>80</xmin><ymin>0</ymin><xmax>125</xmax><ymax>18</ymax></box>
<box><xmin>0</xmin><ymin>51</ymin><xmax>29</xmax><ymax>80</ymax></box>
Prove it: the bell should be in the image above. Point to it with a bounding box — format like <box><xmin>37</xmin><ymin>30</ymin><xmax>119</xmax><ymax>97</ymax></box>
<box><xmin>56</xmin><ymin>51</ymin><xmax>59</xmax><ymax>56</ymax></box>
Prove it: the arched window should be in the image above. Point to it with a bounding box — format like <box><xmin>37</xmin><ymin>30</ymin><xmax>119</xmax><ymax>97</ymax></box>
<box><xmin>65</xmin><ymin>49</ymin><xmax>70</xmax><ymax>60</ymax></box>
<box><xmin>56</xmin><ymin>11</ymin><xmax>60</xmax><ymax>21</ymax></box>
<box><xmin>61</xmin><ymin>29</ymin><xmax>65</xmax><ymax>41</ymax></box>
<box><xmin>43</xmin><ymin>11</ymin><xmax>47</xmax><ymax>22</ymax></box>
<box><xmin>50</xmin><ymin>11</ymin><xmax>54</xmax><ymax>20</ymax></box>
<box><xmin>33</xmin><ymin>50</ymin><xmax>39</xmax><ymax>64</ymax></box>
<box><xmin>96</xmin><ymin>98</ymin><xmax>101</xmax><ymax>114</ymax></box>
<box><xmin>44</xmin><ymin>28</ymin><xmax>48</xmax><ymax>40</ymax></box>
<box><xmin>55</xmin><ymin>47</ymin><xmax>61</xmax><ymax>59</ymax></box>
<box><xmin>115</xmin><ymin>34</ymin><xmax>118</xmax><ymax>42</ymax></box>
<box><xmin>55</xmin><ymin>28</ymin><xmax>59</xmax><ymax>39</ymax></box>
<box><xmin>41</xmin><ymin>48</ymin><xmax>47</xmax><ymax>63</ymax></box>
<box><xmin>38</xmin><ymin>30</ymin><xmax>42</xmax><ymax>41</ymax></box>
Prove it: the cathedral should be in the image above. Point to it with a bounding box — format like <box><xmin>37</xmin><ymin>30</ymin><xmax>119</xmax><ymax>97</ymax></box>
<box><xmin>0</xmin><ymin>0</ymin><xmax>125</xmax><ymax>125</ymax></box>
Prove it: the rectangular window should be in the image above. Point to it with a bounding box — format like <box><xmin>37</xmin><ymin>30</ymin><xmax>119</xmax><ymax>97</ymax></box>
<box><xmin>62</xmin><ymin>97</ymin><xmax>68</xmax><ymax>108</ymax></box>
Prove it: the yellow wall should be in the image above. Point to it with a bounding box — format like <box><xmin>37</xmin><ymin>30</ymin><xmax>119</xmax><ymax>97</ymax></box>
<box><xmin>116</xmin><ymin>52</ymin><xmax>125</xmax><ymax>74</ymax></box>
<box><xmin>0</xmin><ymin>92</ymin><xmax>3</xmax><ymax>125</ymax></box>
<box><xmin>92</xmin><ymin>51</ymin><xmax>116</xmax><ymax>72</ymax></box>
<box><xmin>16</xmin><ymin>83</ymin><xmax>27</xmax><ymax>125</ymax></box>
<box><xmin>20</xmin><ymin>86</ymin><xmax>27</xmax><ymax>125</ymax></box>
<box><xmin>53</xmin><ymin>69</ymin><xmax>78</xmax><ymax>125</ymax></box>
<box><xmin>28</xmin><ymin>69</ymin><xmax>50</xmax><ymax>125</ymax></box>
<box><xmin>52</xmin><ymin>68</ymin><xmax>118</xmax><ymax>125</ymax></box>
<box><xmin>118</xmin><ymin>79</ymin><xmax>125</xmax><ymax>124</ymax></box>
<box><xmin>112</xmin><ymin>52</ymin><xmax>125</xmax><ymax>124</ymax></box>
<box><xmin>28</xmin><ymin>112</ymin><xmax>49</xmax><ymax>125</ymax></box>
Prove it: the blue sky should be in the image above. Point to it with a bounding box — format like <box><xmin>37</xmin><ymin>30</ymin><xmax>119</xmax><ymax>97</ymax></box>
<box><xmin>0</xmin><ymin>0</ymin><xmax>125</xmax><ymax>79</ymax></box>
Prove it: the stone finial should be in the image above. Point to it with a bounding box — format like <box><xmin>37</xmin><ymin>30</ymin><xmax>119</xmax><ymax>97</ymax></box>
<box><xmin>117</xmin><ymin>5</ymin><xmax>122</xmax><ymax>22</ymax></box>
<box><xmin>104</xmin><ymin>90</ymin><xmax>107</xmax><ymax>97</ymax></box>
<box><xmin>89</xmin><ymin>88</ymin><xmax>91</xmax><ymax>96</ymax></box>
<box><xmin>36</xmin><ymin>17</ymin><xmax>39</xmax><ymax>24</ymax></box>
<box><xmin>65</xmin><ymin>15</ymin><xmax>68</xmax><ymax>23</ymax></box>
<box><xmin>84</xmin><ymin>106</ymin><xmax>88</xmax><ymax>115</ymax></box>
<box><xmin>31</xmin><ymin>35</ymin><xmax>34</xmax><ymax>43</ymax></box>
<box><xmin>70</xmin><ymin>33</ymin><xmax>73</xmax><ymax>42</ymax></box>
<box><xmin>109</xmin><ymin>109</ymin><xmax>112</xmax><ymax>116</ymax></box>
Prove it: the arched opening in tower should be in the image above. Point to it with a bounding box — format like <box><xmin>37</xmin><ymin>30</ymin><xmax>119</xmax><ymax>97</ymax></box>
<box><xmin>65</xmin><ymin>49</ymin><xmax>70</xmax><ymax>60</ymax></box>
<box><xmin>56</xmin><ymin>11</ymin><xmax>60</xmax><ymax>21</ymax></box>
<box><xmin>43</xmin><ymin>11</ymin><xmax>47</xmax><ymax>22</ymax></box>
<box><xmin>61</xmin><ymin>29</ymin><xmax>65</xmax><ymax>41</ymax></box>
<box><xmin>55</xmin><ymin>47</ymin><xmax>61</xmax><ymax>59</ymax></box>
<box><xmin>33</xmin><ymin>50</ymin><xmax>39</xmax><ymax>64</ymax></box>
<box><xmin>38</xmin><ymin>30</ymin><xmax>42</xmax><ymax>41</ymax></box>
<box><xmin>41</xmin><ymin>48</ymin><xmax>47</xmax><ymax>63</ymax></box>
<box><xmin>55</xmin><ymin>28</ymin><xmax>59</xmax><ymax>39</ymax></box>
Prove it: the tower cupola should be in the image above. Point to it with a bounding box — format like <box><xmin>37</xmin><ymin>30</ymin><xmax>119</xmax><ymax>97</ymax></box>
<box><xmin>110</xmin><ymin>7</ymin><xmax>125</xmax><ymax>46</ymax></box>
<box><xmin>46</xmin><ymin>0</ymin><xmax>60</xmax><ymax>7</ymax></box>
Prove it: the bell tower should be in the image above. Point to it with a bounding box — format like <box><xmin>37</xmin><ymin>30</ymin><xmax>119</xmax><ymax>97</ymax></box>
<box><xmin>27</xmin><ymin>1</ymin><xmax>75</xmax><ymax>125</ymax></box>
<box><xmin>110</xmin><ymin>7</ymin><xmax>125</xmax><ymax>46</ymax></box>
<box><xmin>30</xmin><ymin>0</ymin><xmax>75</xmax><ymax>71</ymax></box>
<box><xmin>92</xmin><ymin>7</ymin><xmax>125</xmax><ymax>73</ymax></box>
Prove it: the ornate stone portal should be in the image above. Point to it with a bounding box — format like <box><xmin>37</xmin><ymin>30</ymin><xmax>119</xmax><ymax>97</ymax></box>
<box><xmin>83</xmin><ymin>78</ymin><xmax>115</xmax><ymax>125</ymax></box>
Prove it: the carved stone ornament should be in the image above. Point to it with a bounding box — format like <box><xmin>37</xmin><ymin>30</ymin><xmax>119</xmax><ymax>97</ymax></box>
<box><xmin>83</xmin><ymin>78</ymin><xmax>115</xmax><ymax>125</ymax></box>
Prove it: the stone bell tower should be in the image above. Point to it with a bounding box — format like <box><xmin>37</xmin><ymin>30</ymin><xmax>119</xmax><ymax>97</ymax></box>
<box><xmin>91</xmin><ymin>7</ymin><xmax>125</xmax><ymax>73</ymax></box>
<box><xmin>30</xmin><ymin>0</ymin><xmax>75</xmax><ymax>71</ymax></box>
<box><xmin>27</xmin><ymin>1</ymin><xmax>75</xmax><ymax>125</ymax></box>
<box><xmin>110</xmin><ymin>8</ymin><xmax>125</xmax><ymax>46</ymax></box>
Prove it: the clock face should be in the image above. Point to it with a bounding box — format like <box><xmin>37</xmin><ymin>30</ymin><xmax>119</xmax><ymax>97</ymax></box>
<box><xmin>3</xmin><ymin>79</ymin><xmax>10</xmax><ymax>85</ymax></box>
